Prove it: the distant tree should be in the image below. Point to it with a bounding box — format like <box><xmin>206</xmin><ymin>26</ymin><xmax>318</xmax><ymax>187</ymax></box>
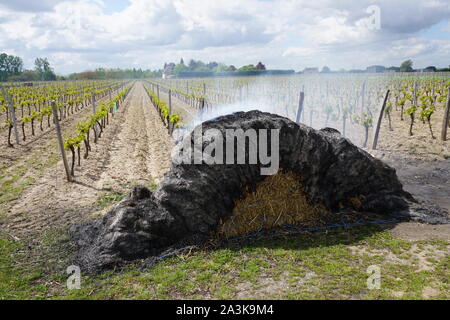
<box><xmin>400</xmin><ymin>59</ymin><xmax>413</xmax><ymax>72</ymax></box>
<box><xmin>213</xmin><ymin>63</ymin><xmax>231</xmax><ymax>73</ymax></box>
<box><xmin>148</xmin><ymin>69</ymin><xmax>163</xmax><ymax>78</ymax></box>
<box><xmin>95</xmin><ymin>68</ymin><xmax>107</xmax><ymax>79</ymax></box>
<box><xmin>187</xmin><ymin>60</ymin><xmax>206</xmax><ymax>71</ymax></box>
<box><xmin>188</xmin><ymin>59</ymin><xmax>195</xmax><ymax>70</ymax></box>
<box><xmin>163</xmin><ymin>62</ymin><xmax>176</xmax><ymax>75</ymax></box>
<box><xmin>206</xmin><ymin>62</ymin><xmax>218</xmax><ymax>69</ymax></box>
<box><xmin>195</xmin><ymin>65</ymin><xmax>210</xmax><ymax>73</ymax></box>
<box><xmin>229</xmin><ymin>65</ymin><xmax>237</xmax><ymax>71</ymax></box>
<box><xmin>256</xmin><ymin>62</ymin><xmax>266</xmax><ymax>70</ymax></box>
<box><xmin>7</xmin><ymin>70</ymin><xmax>38</xmax><ymax>82</ymax></box>
<box><xmin>180</xmin><ymin>58</ymin><xmax>184</xmax><ymax>65</ymax></box>
<box><xmin>238</xmin><ymin>64</ymin><xmax>258</xmax><ymax>72</ymax></box>
<box><xmin>173</xmin><ymin>63</ymin><xmax>189</xmax><ymax>75</ymax></box>
<box><xmin>387</xmin><ymin>66</ymin><xmax>400</xmax><ymax>72</ymax></box>
<box><xmin>0</xmin><ymin>53</ymin><xmax>23</xmax><ymax>81</ymax></box>
<box><xmin>68</xmin><ymin>68</ymin><xmax>163</xmax><ymax>80</ymax></box>
<box><xmin>35</xmin><ymin>57</ymin><xmax>56</xmax><ymax>81</ymax></box>
<box><xmin>187</xmin><ymin>59</ymin><xmax>196</xmax><ymax>70</ymax></box>
<box><xmin>321</xmin><ymin>66</ymin><xmax>331</xmax><ymax>73</ymax></box>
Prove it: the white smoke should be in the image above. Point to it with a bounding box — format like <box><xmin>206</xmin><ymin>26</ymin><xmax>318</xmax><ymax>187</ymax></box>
<box><xmin>171</xmin><ymin>74</ymin><xmax>391</xmax><ymax>148</ymax></box>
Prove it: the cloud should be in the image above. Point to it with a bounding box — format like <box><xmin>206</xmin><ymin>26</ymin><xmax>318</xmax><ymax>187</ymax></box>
<box><xmin>0</xmin><ymin>0</ymin><xmax>449</xmax><ymax>73</ymax></box>
<box><xmin>0</xmin><ymin>0</ymin><xmax>78</xmax><ymax>12</ymax></box>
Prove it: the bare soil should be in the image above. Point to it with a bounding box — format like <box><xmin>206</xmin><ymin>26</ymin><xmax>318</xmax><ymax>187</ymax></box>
<box><xmin>0</xmin><ymin>82</ymin><xmax>448</xmax><ymax>247</ymax></box>
<box><xmin>158</xmin><ymin>89</ymin><xmax>198</xmax><ymax>125</ymax></box>
<box><xmin>0</xmin><ymin>82</ymin><xmax>172</xmax><ymax>241</ymax></box>
<box><xmin>0</xmin><ymin>82</ymin><xmax>449</xmax><ymax>301</ymax></box>
<box><xmin>376</xmin><ymin>102</ymin><xmax>450</xmax><ymax>157</ymax></box>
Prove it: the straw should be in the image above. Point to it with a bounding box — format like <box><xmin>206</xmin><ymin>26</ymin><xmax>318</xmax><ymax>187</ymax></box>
<box><xmin>216</xmin><ymin>171</ymin><xmax>331</xmax><ymax>239</ymax></box>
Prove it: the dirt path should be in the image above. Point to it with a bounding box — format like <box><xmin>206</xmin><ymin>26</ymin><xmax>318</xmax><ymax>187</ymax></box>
<box><xmin>0</xmin><ymin>86</ymin><xmax>126</xmax><ymax>210</ymax></box>
<box><xmin>96</xmin><ymin>82</ymin><xmax>172</xmax><ymax>188</ymax></box>
<box><xmin>1</xmin><ymin>81</ymin><xmax>173</xmax><ymax>240</ymax></box>
<box><xmin>369</xmin><ymin>149</ymin><xmax>450</xmax><ymax>240</ymax></box>
<box><xmin>1</xmin><ymin>82</ymin><xmax>448</xmax><ymax>243</ymax></box>
<box><xmin>0</xmin><ymin>86</ymin><xmax>125</xmax><ymax>166</ymax></box>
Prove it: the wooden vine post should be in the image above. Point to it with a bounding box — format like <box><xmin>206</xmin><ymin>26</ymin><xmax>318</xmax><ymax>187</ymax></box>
<box><xmin>51</xmin><ymin>101</ymin><xmax>72</xmax><ymax>182</ymax></box>
<box><xmin>2</xmin><ymin>87</ymin><xmax>20</xmax><ymax>146</ymax></box>
<box><xmin>360</xmin><ymin>80</ymin><xmax>366</xmax><ymax>112</ymax></box>
<box><xmin>413</xmin><ymin>81</ymin><xmax>418</xmax><ymax>107</ymax></box>
<box><xmin>295</xmin><ymin>91</ymin><xmax>305</xmax><ymax>124</ymax></box>
<box><xmin>372</xmin><ymin>90</ymin><xmax>390</xmax><ymax>150</ymax></box>
<box><xmin>168</xmin><ymin>89</ymin><xmax>172</xmax><ymax>134</ymax></box>
<box><xmin>91</xmin><ymin>93</ymin><xmax>96</xmax><ymax>113</ymax></box>
<box><xmin>199</xmin><ymin>98</ymin><xmax>205</xmax><ymax>122</ymax></box>
<box><xmin>441</xmin><ymin>87</ymin><xmax>450</xmax><ymax>141</ymax></box>
<box><xmin>8</xmin><ymin>94</ymin><xmax>20</xmax><ymax>146</ymax></box>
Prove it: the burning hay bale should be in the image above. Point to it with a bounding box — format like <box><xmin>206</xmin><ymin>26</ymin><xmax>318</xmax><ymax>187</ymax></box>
<box><xmin>69</xmin><ymin>110</ymin><xmax>448</xmax><ymax>272</ymax></box>
<box><xmin>216</xmin><ymin>171</ymin><xmax>330</xmax><ymax>239</ymax></box>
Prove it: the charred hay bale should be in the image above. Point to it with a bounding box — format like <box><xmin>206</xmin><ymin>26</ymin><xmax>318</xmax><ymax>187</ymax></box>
<box><xmin>69</xmin><ymin>110</ymin><xmax>430</xmax><ymax>272</ymax></box>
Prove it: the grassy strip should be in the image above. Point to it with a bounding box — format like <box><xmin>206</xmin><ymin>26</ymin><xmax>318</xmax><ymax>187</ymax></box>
<box><xmin>1</xmin><ymin>224</ymin><xmax>448</xmax><ymax>300</ymax></box>
<box><xmin>0</xmin><ymin>152</ymin><xmax>58</xmax><ymax>205</ymax></box>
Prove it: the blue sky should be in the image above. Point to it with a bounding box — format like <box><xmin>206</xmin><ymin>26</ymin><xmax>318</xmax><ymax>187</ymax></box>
<box><xmin>102</xmin><ymin>0</ymin><xmax>130</xmax><ymax>14</ymax></box>
<box><xmin>419</xmin><ymin>21</ymin><xmax>450</xmax><ymax>40</ymax></box>
<box><xmin>0</xmin><ymin>0</ymin><xmax>449</xmax><ymax>74</ymax></box>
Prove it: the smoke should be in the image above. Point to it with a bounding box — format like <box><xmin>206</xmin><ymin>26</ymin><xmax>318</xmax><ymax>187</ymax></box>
<box><xmin>172</xmin><ymin>74</ymin><xmax>391</xmax><ymax>148</ymax></box>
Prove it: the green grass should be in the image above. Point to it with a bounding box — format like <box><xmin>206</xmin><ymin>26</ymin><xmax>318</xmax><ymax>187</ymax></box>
<box><xmin>0</xmin><ymin>239</ymin><xmax>47</xmax><ymax>299</ymax></box>
<box><xmin>0</xmin><ymin>152</ymin><xmax>58</xmax><ymax>205</ymax></box>
<box><xmin>96</xmin><ymin>191</ymin><xmax>127</xmax><ymax>209</ymax></box>
<box><xmin>1</xmin><ymin>224</ymin><xmax>448</xmax><ymax>300</ymax></box>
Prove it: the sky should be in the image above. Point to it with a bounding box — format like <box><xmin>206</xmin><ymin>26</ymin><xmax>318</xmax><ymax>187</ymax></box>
<box><xmin>0</xmin><ymin>0</ymin><xmax>449</xmax><ymax>75</ymax></box>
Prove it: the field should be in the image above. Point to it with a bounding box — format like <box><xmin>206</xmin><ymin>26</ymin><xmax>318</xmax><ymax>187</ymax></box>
<box><xmin>0</xmin><ymin>74</ymin><xmax>449</xmax><ymax>300</ymax></box>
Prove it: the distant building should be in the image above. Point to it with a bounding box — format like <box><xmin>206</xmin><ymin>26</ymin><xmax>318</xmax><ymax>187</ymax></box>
<box><xmin>423</xmin><ymin>66</ymin><xmax>437</xmax><ymax>72</ymax></box>
<box><xmin>256</xmin><ymin>62</ymin><xmax>266</xmax><ymax>70</ymax></box>
<box><xmin>386</xmin><ymin>66</ymin><xmax>400</xmax><ymax>72</ymax></box>
<box><xmin>348</xmin><ymin>69</ymin><xmax>365</xmax><ymax>73</ymax></box>
<box><xmin>366</xmin><ymin>65</ymin><xmax>385</xmax><ymax>73</ymax></box>
<box><xmin>303</xmin><ymin>67</ymin><xmax>319</xmax><ymax>74</ymax></box>
<box><xmin>162</xmin><ymin>62</ymin><xmax>175</xmax><ymax>79</ymax></box>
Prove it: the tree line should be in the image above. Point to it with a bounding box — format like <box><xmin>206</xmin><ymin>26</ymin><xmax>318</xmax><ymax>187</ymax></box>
<box><xmin>163</xmin><ymin>59</ymin><xmax>295</xmax><ymax>78</ymax></box>
<box><xmin>0</xmin><ymin>52</ymin><xmax>161</xmax><ymax>82</ymax></box>
<box><xmin>0</xmin><ymin>53</ymin><xmax>57</xmax><ymax>82</ymax></box>
<box><xmin>67</xmin><ymin>68</ymin><xmax>161</xmax><ymax>80</ymax></box>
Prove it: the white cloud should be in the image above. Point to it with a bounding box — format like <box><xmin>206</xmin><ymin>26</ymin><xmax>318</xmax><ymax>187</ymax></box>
<box><xmin>0</xmin><ymin>0</ymin><xmax>449</xmax><ymax>73</ymax></box>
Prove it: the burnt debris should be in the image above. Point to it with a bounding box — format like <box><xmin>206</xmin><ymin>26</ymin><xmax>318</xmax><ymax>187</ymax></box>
<box><xmin>69</xmin><ymin>110</ymin><xmax>449</xmax><ymax>272</ymax></box>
